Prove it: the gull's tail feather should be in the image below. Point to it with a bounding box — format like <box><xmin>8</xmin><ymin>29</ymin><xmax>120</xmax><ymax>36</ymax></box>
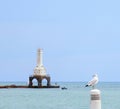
<box><xmin>85</xmin><ymin>84</ymin><xmax>89</xmax><ymax>87</ymax></box>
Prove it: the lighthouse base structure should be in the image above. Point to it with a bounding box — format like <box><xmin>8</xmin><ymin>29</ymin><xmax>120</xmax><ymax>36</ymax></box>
<box><xmin>29</xmin><ymin>75</ymin><xmax>51</xmax><ymax>87</ymax></box>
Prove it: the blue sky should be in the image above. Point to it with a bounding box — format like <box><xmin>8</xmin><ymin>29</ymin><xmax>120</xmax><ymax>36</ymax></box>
<box><xmin>0</xmin><ymin>0</ymin><xmax>120</xmax><ymax>82</ymax></box>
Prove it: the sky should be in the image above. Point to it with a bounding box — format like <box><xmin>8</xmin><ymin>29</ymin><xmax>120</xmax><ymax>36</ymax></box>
<box><xmin>0</xmin><ymin>0</ymin><xmax>120</xmax><ymax>82</ymax></box>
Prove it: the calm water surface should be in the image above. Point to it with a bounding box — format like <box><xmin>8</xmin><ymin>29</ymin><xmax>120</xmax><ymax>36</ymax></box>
<box><xmin>0</xmin><ymin>82</ymin><xmax>120</xmax><ymax>109</ymax></box>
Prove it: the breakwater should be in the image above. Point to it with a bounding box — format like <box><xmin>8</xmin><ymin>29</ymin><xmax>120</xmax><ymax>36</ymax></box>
<box><xmin>0</xmin><ymin>85</ymin><xmax>60</xmax><ymax>88</ymax></box>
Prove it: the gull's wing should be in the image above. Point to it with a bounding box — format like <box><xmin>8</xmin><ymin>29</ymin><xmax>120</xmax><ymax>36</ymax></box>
<box><xmin>86</xmin><ymin>77</ymin><xmax>98</xmax><ymax>87</ymax></box>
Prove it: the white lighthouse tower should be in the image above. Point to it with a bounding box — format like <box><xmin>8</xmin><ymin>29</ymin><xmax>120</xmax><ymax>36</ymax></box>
<box><xmin>33</xmin><ymin>48</ymin><xmax>47</xmax><ymax>76</ymax></box>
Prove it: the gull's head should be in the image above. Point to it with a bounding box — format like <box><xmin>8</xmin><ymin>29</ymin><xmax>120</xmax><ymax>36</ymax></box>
<box><xmin>92</xmin><ymin>74</ymin><xmax>98</xmax><ymax>77</ymax></box>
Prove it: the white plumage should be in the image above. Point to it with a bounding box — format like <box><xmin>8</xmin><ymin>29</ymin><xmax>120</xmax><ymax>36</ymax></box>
<box><xmin>85</xmin><ymin>74</ymin><xmax>98</xmax><ymax>89</ymax></box>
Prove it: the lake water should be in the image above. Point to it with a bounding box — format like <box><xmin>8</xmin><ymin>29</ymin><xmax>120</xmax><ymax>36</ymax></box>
<box><xmin>0</xmin><ymin>82</ymin><xmax>120</xmax><ymax>109</ymax></box>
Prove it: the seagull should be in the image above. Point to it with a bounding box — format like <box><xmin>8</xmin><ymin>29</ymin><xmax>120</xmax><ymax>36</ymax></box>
<box><xmin>85</xmin><ymin>74</ymin><xmax>98</xmax><ymax>89</ymax></box>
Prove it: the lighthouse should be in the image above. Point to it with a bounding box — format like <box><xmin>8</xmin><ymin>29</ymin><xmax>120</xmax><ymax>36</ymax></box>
<box><xmin>33</xmin><ymin>48</ymin><xmax>47</xmax><ymax>76</ymax></box>
<box><xmin>29</xmin><ymin>48</ymin><xmax>51</xmax><ymax>87</ymax></box>
<box><xmin>28</xmin><ymin>48</ymin><xmax>60</xmax><ymax>88</ymax></box>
